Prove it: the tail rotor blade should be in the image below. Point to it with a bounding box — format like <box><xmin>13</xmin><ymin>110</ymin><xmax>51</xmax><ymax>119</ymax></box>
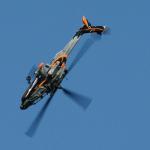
<box><xmin>26</xmin><ymin>94</ymin><xmax>54</xmax><ymax>137</ymax></box>
<box><xmin>82</xmin><ymin>16</ymin><xmax>91</xmax><ymax>28</ymax></box>
<box><xmin>61</xmin><ymin>87</ymin><xmax>92</xmax><ymax>110</ymax></box>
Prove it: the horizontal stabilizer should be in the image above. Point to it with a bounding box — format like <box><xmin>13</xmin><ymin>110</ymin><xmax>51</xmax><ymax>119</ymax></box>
<box><xmin>80</xmin><ymin>16</ymin><xmax>108</xmax><ymax>35</ymax></box>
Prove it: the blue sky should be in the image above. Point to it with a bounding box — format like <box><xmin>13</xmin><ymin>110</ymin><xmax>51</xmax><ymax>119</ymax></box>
<box><xmin>0</xmin><ymin>0</ymin><xmax>150</xmax><ymax>149</ymax></box>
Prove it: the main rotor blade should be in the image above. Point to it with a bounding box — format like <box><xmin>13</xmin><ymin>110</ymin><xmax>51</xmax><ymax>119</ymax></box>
<box><xmin>68</xmin><ymin>34</ymin><xmax>100</xmax><ymax>73</ymax></box>
<box><xmin>61</xmin><ymin>87</ymin><xmax>92</xmax><ymax>110</ymax></box>
<box><xmin>26</xmin><ymin>94</ymin><xmax>54</xmax><ymax>137</ymax></box>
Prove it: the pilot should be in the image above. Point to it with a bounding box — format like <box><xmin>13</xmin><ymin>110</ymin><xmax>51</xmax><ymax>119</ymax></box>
<box><xmin>35</xmin><ymin>63</ymin><xmax>50</xmax><ymax>78</ymax></box>
<box><xmin>35</xmin><ymin>59</ymin><xmax>64</xmax><ymax>80</ymax></box>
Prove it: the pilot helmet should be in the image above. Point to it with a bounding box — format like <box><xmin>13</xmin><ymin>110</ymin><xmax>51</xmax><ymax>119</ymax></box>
<box><xmin>38</xmin><ymin>63</ymin><xmax>44</xmax><ymax>70</ymax></box>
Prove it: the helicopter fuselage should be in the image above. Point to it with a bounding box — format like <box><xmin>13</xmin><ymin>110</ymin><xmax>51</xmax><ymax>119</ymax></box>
<box><xmin>20</xmin><ymin>16</ymin><xmax>107</xmax><ymax>110</ymax></box>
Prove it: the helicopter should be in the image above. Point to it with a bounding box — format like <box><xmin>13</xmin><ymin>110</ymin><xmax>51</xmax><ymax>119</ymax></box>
<box><xmin>20</xmin><ymin>16</ymin><xmax>108</xmax><ymax>110</ymax></box>
<box><xmin>20</xmin><ymin>16</ymin><xmax>109</xmax><ymax>136</ymax></box>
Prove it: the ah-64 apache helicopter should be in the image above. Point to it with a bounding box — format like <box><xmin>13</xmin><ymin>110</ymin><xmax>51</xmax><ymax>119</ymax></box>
<box><xmin>21</xmin><ymin>16</ymin><xmax>108</xmax><ymax>136</ymax></box>
<box><xmin>21</xmin><ymin>16</ymin><xmax>108</xmax><ymax>110</ymax></box>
